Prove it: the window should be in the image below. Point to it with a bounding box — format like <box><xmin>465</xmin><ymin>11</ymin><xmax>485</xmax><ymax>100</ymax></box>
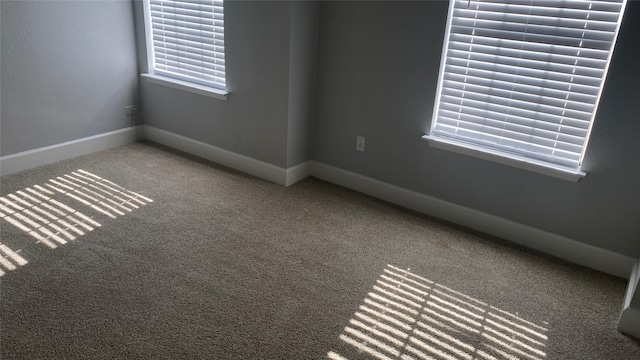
<box><xmin>142</xmin><ymin>0</ymin><xmax>226</xmax><ymax>97</ymax></box>
<box><xmin>425</xmin><ymin>0</ymin><xmax>627</xmax><ymax>181</ymax></box>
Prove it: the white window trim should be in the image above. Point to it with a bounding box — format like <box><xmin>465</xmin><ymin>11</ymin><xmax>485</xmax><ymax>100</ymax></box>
<box><xmin>141</xmin><ymin>0</ymin><xmax>227</xmax><ymax>100</ymax></box>
<box><xmin>422</xmin><ymin>135</ymin><xmax>585</xmax><ymax>182</ymax></box>
<box><xmin>425</xmin><ymin>0</ymin><xmax>627</xmax><ymax>182</ymax></box>
<box><xmin>141</xmin><ymin>73</ymin><xmax>228</xmax><ymax>101</ymax></box>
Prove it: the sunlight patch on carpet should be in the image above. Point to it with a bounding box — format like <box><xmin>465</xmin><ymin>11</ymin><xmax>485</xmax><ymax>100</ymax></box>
<box><xmin>0</xmin><ymin>170</ymin><xmax>153</xmax><ymax>276</ymax></box>
<box><xmin>329</xmin><ymin>264</ymin><xmax>548</xmax><ymax>360</ymax></box>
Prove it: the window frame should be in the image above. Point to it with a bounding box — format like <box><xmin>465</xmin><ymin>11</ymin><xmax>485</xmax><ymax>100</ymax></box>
<box><xmin>424</xmin><ymin>0</ymin><xmax>628</xmax><ymax>182</ymax></box>
<box><xmin>141</xmin><ymin>0</ymin><xmax>228</xmax><ymax>100</ymax></box>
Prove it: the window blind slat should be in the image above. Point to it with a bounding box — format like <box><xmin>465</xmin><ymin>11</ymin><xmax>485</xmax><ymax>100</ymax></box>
<box><xmin>436</xmin><ymin>115</ymin><xmax>585</xmax><ymax>151</ymax></box>
<box><xmin>442</xmin><ymin>80</ymin><xmax>594</xmax><ymax>113</ymax></box>
<box><xmin>430</xmin><ymin>0</ymin><xmax>627</xmax><ymax>171</ymax></box>
<box><xmin>443</xmin><ymin>72</ymin><xmax>598</xmax><ymax>104</ymax></box>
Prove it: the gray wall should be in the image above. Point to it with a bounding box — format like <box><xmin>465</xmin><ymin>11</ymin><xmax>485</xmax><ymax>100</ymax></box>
<box><xmin>287</xmin><ymin>1</ymin><xmax>319</xmax><ymax>168</ymax></box>
<box><xmin>136</xmin><ymin>1</ymin><xmax>318</xmax><ymax>169</ymax></box>
<box><xmin>312</xmin><ymin>1</ymin><xmax>640</xmax><ymax>257</ymax></box>
<box><xmin>0</xmin><ymin>0</ymin><xmax>139</xmax><ymax>156</ymax></box>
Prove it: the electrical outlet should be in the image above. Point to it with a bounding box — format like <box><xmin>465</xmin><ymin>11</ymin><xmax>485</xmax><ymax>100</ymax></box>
<box><xmin>125</xmin><ymin>105</ymin><xmax>138</xmax><ymax>116</ymax></box>
<box><xmin>356</xmin><ymin>136</ymin><xmax>365</xmax><ymax>152</ymax></box>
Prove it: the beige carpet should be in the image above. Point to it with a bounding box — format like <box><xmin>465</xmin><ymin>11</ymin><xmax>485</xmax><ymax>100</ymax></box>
<box><xmin>1</xmin><ymin>141</ymin><xmax>638</xmax><ymax>359</ymax></box>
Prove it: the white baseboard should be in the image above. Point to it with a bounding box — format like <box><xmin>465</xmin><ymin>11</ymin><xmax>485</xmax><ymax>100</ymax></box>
<box><xmin>619</xmin><ymin>261</ymin><xmax>640</xmax><ymax>338</ymax></box>
<box><xmin>309</xmin><ymin>161</ymin><xmax>636</xmax><ymax>279</ymax></box>
<box><xmin>143</xmin><ymin>125</ymin><xmax>310</xmax><ymax>187</ymax></box>
<box><xmin>0</xmin><ymin>126</ymin><xmax>144</xmax><ymax>176</ymax></box>
<box><xmin>285</xmin><ymin>161</ymin><xmax>312</xmax><ymax>186</ymax></box>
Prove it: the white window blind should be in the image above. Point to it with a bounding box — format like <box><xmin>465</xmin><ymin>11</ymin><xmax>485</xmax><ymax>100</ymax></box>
<box><xmin>145</xmin><ymin>0</ymin><xmax>226</xmax><ymax>90</ymax></box>
<box><xmin>429</xmin><ymin>0</ymin><xmax>627</xmax><ymax>171</ymax></box>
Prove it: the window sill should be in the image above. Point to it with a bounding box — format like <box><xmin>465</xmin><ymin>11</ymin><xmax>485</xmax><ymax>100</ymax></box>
<box><xmin>422</xmin><ymin>135</ymin><xmax>586</xmax><ymax>182</ymax></box>
<box><xmin>141</xmin><ymin>73</ymin><xmax>228</xmax><ymax>101</ymax></box>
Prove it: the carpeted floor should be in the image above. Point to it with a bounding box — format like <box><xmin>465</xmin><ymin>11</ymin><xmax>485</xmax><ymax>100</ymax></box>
<box><xmin>1</xmin><ymin>141</ymin><xmax>638</xmax><ymax>360</ymax></box>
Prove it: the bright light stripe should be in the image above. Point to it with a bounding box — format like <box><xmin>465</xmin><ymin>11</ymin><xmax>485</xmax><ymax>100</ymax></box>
<box><xmin>354</xmin><ymin>312</ymin><xmax>410</xmax><ymax>339</ymax></box>
<box><xmin>411</xmin><ymin>328</ymin><xmax>474</xmax><ymax>360</ymax></box>
<box><xmin>32</xmin><ymin>206</ymin><xmax>60</xmax><ymax>221</ymax></box>
<box><xmin>380</xmin><ymin>274</ymin><xmax>430</xmax><ymax>296</ymax></box>
<box><xmin>32</xmin><ymin>185</ymin><xmax>54</xmax><ymax>195</ymax></box>
<box><xmin>22</xmin><ymin>209</ymin><xmax>50</xmax><ymax>226</ymax></box>
<box><xmin>489</xmin><ymin>306</ymin><xmax>549</xmax><ymax>332</ymax></box>
<box><xmin>64</xmin><ymin>192</ymin><xmax>93</xmax><ymax>206</ymax></box>
<box><xmin>57</xmin><ymin>219</ymin><xmax>85</xmax><ymax>236</ymax></box>
<box><xmin>326</xmin><ymin>351</ymin><xmax>349</xmax><ymax>360</ymax></box>
<box><xmin>368</xmin><ymin>292</ymin><xmax>421</xmax><ymax>316</ymax></box>
<box><xmin>373</xmin><ymin>285</ymin><xmax>423</xmax><ymax>309</ymax></box>
<box><xmin>483</xmin><ymin>326</ymin><xmax>546</xmax><ymax>357</ymax></box>
<box><xmin>3</xmin><ymin>215</ymin><xmax>33</xmax><ymax>233</ymax></box>
<box><xmin>434</xmin><ymin>283</ymin><xmax>488</xmax><ymax>306</ymax></box>
<box><xmin>482</xmin><ymin>344</ymin><xmax>521</xmax><ymax>360</ymax></box>
<box><xmin>387</xmin><ymin>265</ymin><xmax>435</xmax><ymax>285</ymax></box>
<box><xmin>90</xmin><ymin>204</ymin><xmax>117</xmax><ymax>219</ymax></box>
<box><xmin>421</xmin><ymin>310</ymin><xmax>480</xmax><ymax>334</ymax></box>
<box><xmin>88</xmin><ymin>183</ymin><xmax>113</xmax><ymax>197</ymax></box>
<box><xmin>0</xmin><ymin>255</ymin><xmax>17</xmax><ymax>271</ymax></box>
<box><xmin>0</xmin><ymin>211</ymin><xmax>6</xmax><ymax>218</ymax></box>
<box><xmin>47</xmin><ymin>222</ymin><xmax>76</xmax><ymax>241</ymax></box>
<box><xmin>77</xmin><ymin>169</ymin><xmax>102</xmax><ymax>180</ymax></box>
<box><xmin>64</xmin><ymin>214</ymin><xmax>95</xmax><ymax>232</ymax></box>
<box><xmin>428</xmin><ymin>294</ymin><xmax>485</xmax><ymax>320</ymax></box>
<box><xmin>0</xmin><ymin>244</ymin><xmax>28</xmax><ymax>266</ymax></box>
<box><xmin>72</xmin><ymin>188</ymin><xmax>100</xmax><ymax>203</ymax></box>
<box><xmin>348</xmin><ymin>319</ymin><xmax>406</xmax><ymax>348</ymax></box>
<box><xmin>7</xmin><ymin>193</ymin><xmax>32</xmax><ymax>207</ymax></box>
<box><xmin>0</xmin><ymin>197</ymin><xmax>24</xmax><ymax>211</ymax></box>
<box><xmin>39</xmin><ymin>202</ymin><xmax>67</xmax><ymax>217</ymax></box>
<box><xmin>0</xmin><ymin>268</ymin><xmax>5</xmax><ymax>277</ymax></box>
<box><xmin>414</xmin><ymin>321</ymin><xmax>476</xmax><ymax>353</ymax></box>
<box><xmin>16</xmin><ymin>190</ymin><xmax>42</xmax><ymax>204</ymax></box>
<box><xmin>383</xmin><ymin>268</ymin><xmax>433</xmax><ymax>292</ymax></box>
<box><xmin>0</xmin><ymin>203</ymin><xmax>16</xmax><ymax>215</ymax></box>
<box><xmin>402</xmin><ymin>344</ymin><xmax>439</xmax><ymax>360</ymax></box>
<box><xmin>430</xmin><ymin>288</ymin><xmax>487</xmax><ymax>314</ymax></box>
<box><xmin>481</xmin><ymin>333</ymin><xmax>543</xmax><ymax>360</ymax></box>
<box><xmin>363</xmin><ymin>298</ymin><xmax>417</xmax><ymax>324</ymax></box>
<box><xmin>36</xmin><ymin>226</ymin><xmax>67</xmax><ymax>245</ymax></box>
<box><xmin>376</xmin><ymin>279</ymin><xmax>426</xmax><ymax>304</ymax></box>
<box><xmin>419</xmin><ymin>314</ymin><xmax>464</xmax><ymax>336</ymax></box>
<box><xmin>486</xmin><ymin>313</ymin><xmax>548</xmax><ymax>340</ymax></box>
<box><xmin>119</xmin><ymin>191</ymin><xmax>149</xmax><ymax>205</ymax></box>
<box><xmin>94</xmin><ymin>200</ymin><xmax>125</xmax><ymax>216</ymax></box>
<box><xmin>104</xmin><ymin>197</ymin><xmax>133</xmax><ymax>212</ymax></box>
<box><xmin>426</xmin><ymin>301</ymin><xmax>482</xmax><ymax>327</ymax></box>
<box><xmin>11</xmin><ymin>211</ymin><xmax>42</xmax><ymax>230</ymax></box>
<box><xmin>125</xmin><ymin>190</ymin><xmax>153</xmax><ymax>203</ymax></box>
<box><xmin>26</xmin><ymin>187</ymin><xmax>50</xmax><ymax>200</ymax></box>
<box><xmin>484</xmin><ymin>318</ymin><xmax>546</xmax><ymax>347</ymax></box>
<box><xmin>28</xmin><ymin>230</ymin><xmax>57</xmax><ymax>248</ymax></box>
<box><xmin>56</xmin><ymin>176</ymin><xmax>83</xmax><ymax>188</ymax></box>
<box><xmin>61</xmin><ymin>207</ymin><xmax>101</xmax><ymax>227</ymax></box>
<box><xmin>339</xmin><ymin>334</ymin><xmax>395</xmax><ymax>360</ymax></box>
<box><xmin>358</xmin><ymin>307</ymin><xmax>413</xmax><ymax>331</ymax></box>
<box><xmin>48</xmin><ymin>179</ymin><xmax>74</xmax><ymax>191</ymax></box>
<box><xmin>113</xmin><ymin>194</ymin><xmax>139</xmax><ymax>209</ymax></box>
<box><xmin>63</xmin><ymin>174</ymin><xmax>88</xmax><ymax>185</ymax></box>
<box><xmin>343</xmin><ymin>327</ymin><xmax>400</xmax><ymax>357</ymax></box>
<box><xmin>407</xmin><ymin>335</ymin><xmax>460</xmax><ymax>360</ymax></box>
<box><xmin>475</xmin><ymin>349</ymin><xmax>500</xmax><ymax>360</ymax></box>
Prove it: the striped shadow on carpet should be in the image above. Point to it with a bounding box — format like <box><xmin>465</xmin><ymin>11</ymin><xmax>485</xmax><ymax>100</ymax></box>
<box><xmin>329</xmin><ymin>264</ymin><xmax>548</xmax><ymax>360</ymax></box>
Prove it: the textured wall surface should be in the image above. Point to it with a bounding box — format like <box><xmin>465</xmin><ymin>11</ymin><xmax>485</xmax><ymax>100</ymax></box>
<box><xmin>312</xmin><ymin>1</ymin><xmax>640</xmax><ymax>256</ymax></box>
<box><xmin>136</xmin><ymin>1</ymin><xmax>318</xmax><ymax>168</ymax></box>
<box><xmin>1</xmin><ymin>0</ymin><xmax>139</xmax><ymax>156</ymax></box>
